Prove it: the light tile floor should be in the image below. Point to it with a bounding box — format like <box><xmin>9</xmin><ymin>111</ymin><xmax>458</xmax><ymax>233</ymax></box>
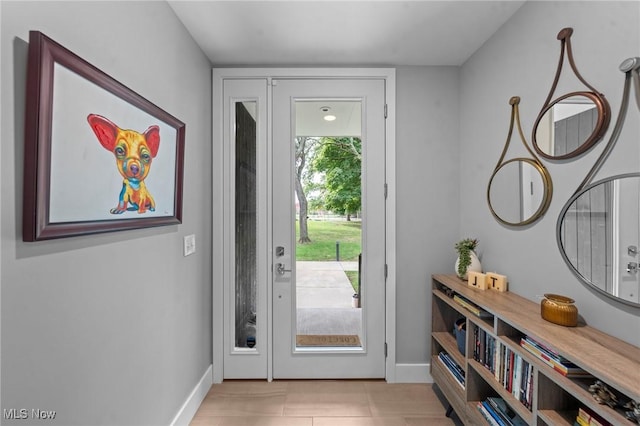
<box><xmin>190</xmin><ymin>380</ymin><xmax>463</xmax><ymax>426</ymax></box>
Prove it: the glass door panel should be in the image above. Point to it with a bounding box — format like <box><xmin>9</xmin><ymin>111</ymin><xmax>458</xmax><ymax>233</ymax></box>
<box><xmin>294</xmin><ymin>101</ymin><xmax>363</xmax><ymax>349</ymax></box>
<box><xmin>223</xmin><ymin>79</ymin><xmax>268</xmax><ymax>379</ymax></box>
<box><xmin>235</xmin><ymin>101</ymin><xmax>257</xmax><ymax>350</ymax></box>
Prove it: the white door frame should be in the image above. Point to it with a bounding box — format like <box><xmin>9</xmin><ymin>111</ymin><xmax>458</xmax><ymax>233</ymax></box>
<box><xmin>211</xmin><ymin>68</ymin><xmax>396</xmax><ymax>382</ymax></box>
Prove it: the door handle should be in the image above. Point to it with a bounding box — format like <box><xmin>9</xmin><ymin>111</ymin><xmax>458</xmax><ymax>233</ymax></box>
<box><xmin>627</xmin><ymin>262</ymin><xmax>638</xmax><ymax>273</ymax></box>
<box><xmin>276</xmin><ymin>263</ymin><xmax>292</xmax><ymax>275</ymax></box>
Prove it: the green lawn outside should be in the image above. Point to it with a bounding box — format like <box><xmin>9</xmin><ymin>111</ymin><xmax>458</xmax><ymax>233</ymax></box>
<box><xmin>296</xmin><ymin>220</ymin><xmax>362</xmax><ymax>261</ymax></box>
<box><xmin>345</xmin><ymin>271</ymin><xmax>360</xmax><ymax>294</ymax></box>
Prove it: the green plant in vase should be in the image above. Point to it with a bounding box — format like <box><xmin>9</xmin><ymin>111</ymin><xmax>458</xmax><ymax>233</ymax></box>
<box><xmin>455</xmin><ymin>238</ymin><xmax>480</xmax><ymax>279</ymax></box>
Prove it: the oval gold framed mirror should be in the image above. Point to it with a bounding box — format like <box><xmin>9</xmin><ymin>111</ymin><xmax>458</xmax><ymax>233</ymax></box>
<box><xmin>532</xmin><ymin>28</ymin><xmax>611</xmax><ymax>160</ymax></box>
<box><xmin>488</xmin><ymin>97</ymin><xmax>553</xmax><ymax>226</ymax></box>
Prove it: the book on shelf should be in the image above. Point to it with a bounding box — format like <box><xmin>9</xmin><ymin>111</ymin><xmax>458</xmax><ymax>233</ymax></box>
<box><xmin>477</xmin><ymin>401</ymin><xmax>501</xmax><ymax>426</ymax></box>
<box><xmin>512</xmin><ymin>353</ymin><xmax>522</xmax><ymax>400</ymax></box>
<box><xmin>437</xmin><ymin>351</ymin><xmax>465</xmax><ymax>388</ymax></box>
<box><xmin>487</xmin><ymin>397</ymin><xmax>528</xmax><ymax>426</ymax></box>
<box><xmin>520</xmin><ymin>336</ymin><xmax>592</xmax><ymax>378</ymax></box>
<box><xmin>577</xmin><ymin>406</ymin><xmax>611</xmax><ymax>426</ymax></box>
<box><xmin>473</xmin><ymin>325</ymin><xmax>497</xmax><ymax>371</ymax></box>
<box><xmin>453</xmin><ymin>294</ymin><xmax>493</xmax><ymax>318</ymax></box>
<box><xmin>576</xmin><ymin>416</ymin><xmax>589</xmax><ymax>426</ymax></box>
<box><xmin>482</xmin><ymin>400</ymin><xmax>507</xmax><ymax>426</ymax></box>
<box><xmin>477</xmin><ymin>397</ymin><xmax>527</xmax><ymax>426</ymax></box>
<box><xmin>520</xmin><ymin>336</ymin><xmax>566</xmax><ymax>363</ymax></box>
<box><xmin>494</xmin><ymin>337</ymin><xmax>502</xmax><ymax>382</ymax></box>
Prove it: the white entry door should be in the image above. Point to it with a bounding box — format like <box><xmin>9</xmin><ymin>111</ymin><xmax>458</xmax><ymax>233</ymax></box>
<box><xmin>272</xmin><ymin>78</ymin><xmax>387</xmax><ymax>378</ymax></box>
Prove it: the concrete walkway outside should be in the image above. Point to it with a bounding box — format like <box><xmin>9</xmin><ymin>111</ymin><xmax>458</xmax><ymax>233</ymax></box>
<box><xmin>296</xmin><ymin>261</ymin><xmax>358</xmax><ymax>308</ymax></box>
<box><xmin>295</xmin><ymin>261</ymin><xmax>362</xmax><ymax>337</ymax></box>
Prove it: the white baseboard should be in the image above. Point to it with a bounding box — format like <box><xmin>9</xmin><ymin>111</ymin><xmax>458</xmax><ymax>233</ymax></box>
<box><xmin>393</xmin><ymin>363</ymin><xmax>433</xmax><ymax>383</ymax></box>
<box><xmin>170</xmin><ymin>364</ymin><xmax>213</xmax><ymax>426</ymax></box>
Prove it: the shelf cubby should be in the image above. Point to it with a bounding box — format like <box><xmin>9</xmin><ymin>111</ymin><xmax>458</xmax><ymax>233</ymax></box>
<box><xmin>537</xmin><ymin>370</ymin><xmax>634</xmax><ymax>426</ymax></box>
<box><xmin>466</xmin><ymin>365</ymin><xmax>533</xmax><ymax>425</ymax></box>
<box><xmin>496</xmin><ymin>318</ymin><xmax>525</xmax><ymax>343</ymax></box>
<box><xmin>536</xmin><ymin>372</ymin><xmax>579</xmax><ymax>425</ymax></box>
<box><xmin>432</xmin><ymin>331</ymin><xmax>465</xmax><ymax>369</ymax></box>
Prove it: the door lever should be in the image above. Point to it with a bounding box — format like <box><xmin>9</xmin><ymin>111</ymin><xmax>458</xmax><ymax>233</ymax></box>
<box><xmin>276</xmin><ymin>263</ymin><xmax>292</xmax><ymax>275</ymax></box>
<box><xmin>627</xmin><ymin>262</ymin><xmax>638</xmax><ymax>273</ymax></box>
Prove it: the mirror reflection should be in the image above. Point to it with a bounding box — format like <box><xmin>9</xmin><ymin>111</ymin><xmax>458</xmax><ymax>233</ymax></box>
<box><xmin>535</xmin><ymin>95</ymin><xmax>598</xmax><ymax>158</ymax></box>
<box><xmin>558</xmin><ymin>174</ymin><xmax>640</xmax><ymax>306</ymax></box>
<box><xmin>488</xmin><ymin>159</ymin><xmax>550</xmax><ymax>226</ymax></box>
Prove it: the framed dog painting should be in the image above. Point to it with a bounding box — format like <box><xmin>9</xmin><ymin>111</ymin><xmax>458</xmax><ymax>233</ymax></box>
<box><xmin>23</xmin><ymin>31</ymin><xmax>185</xmax><ymax>241</ymax></box>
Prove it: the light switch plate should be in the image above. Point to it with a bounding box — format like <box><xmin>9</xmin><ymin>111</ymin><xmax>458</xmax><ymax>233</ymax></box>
<box><xmin>184</xmin><ymin>234</ymin><xmax>196</xmax><ymax>256</ymax></box>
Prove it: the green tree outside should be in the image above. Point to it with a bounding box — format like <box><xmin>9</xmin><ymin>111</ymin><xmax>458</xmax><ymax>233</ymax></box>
<box><xmin>310</xmin><ymin>137</ymin><xmax>361</xmax><ymax>220</ymax></box>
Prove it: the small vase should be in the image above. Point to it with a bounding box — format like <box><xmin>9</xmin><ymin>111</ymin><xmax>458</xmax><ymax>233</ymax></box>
<box><xmin>455</xmin><ymin>250</ymin><xmax>482</xmax><ymax>280</ymax></box>
<box><xmin>541</xmin><ymin>294</ymin><xmax>578</xmax><ymax>327</ymax></box>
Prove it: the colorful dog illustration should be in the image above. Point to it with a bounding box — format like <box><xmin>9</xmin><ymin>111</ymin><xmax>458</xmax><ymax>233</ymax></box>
<box><xmin>87</xmin><ymin>114</ymin><xmax>160</xmax><ymax>214</ymax></box>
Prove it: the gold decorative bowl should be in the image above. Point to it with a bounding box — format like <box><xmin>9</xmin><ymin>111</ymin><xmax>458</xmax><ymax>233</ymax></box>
<box><xmin>541</xmin><ymin>293</ymin><xmax>578</xmax><ymax>327</ymax></box>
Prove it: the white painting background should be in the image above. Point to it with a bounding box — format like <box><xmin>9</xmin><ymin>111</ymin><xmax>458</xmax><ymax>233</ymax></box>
<box><xmin>49</xmin><ymin>63</ymin><xmax>178</xmax><ymax>223</ymax></box>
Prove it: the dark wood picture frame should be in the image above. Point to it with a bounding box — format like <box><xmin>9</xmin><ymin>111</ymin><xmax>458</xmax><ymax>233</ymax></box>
<box><xmin>23</xmin><ymin>31</ymin><xmax>185</xmax><ymax>241</ymax></box>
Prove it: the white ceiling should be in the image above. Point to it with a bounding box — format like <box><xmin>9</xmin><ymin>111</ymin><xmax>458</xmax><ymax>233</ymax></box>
<box><xmin>296</xmin><ymin>101</ymin><xmax>362</xmax><ymax>136</ymax></box>
<box><xmin>168</xmin><ymin>1</ymin><xmax>526</xmax><ymax>67</ymax></box>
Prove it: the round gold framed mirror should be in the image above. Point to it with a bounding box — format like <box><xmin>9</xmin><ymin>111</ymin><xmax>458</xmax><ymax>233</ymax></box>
<box><xmin>488</xmin><ymin>97</ymin><xmax>553</xmax><ymax>226</ymax></box>
<box><xmin>532</xmin><ymin>28</ymin><xmax>611</xmax><ymax>160</ymax></box>
<box><xmin>488</xmin><ymin>158</ymin><xmax>552</xmax><ymax>226</ymax></box>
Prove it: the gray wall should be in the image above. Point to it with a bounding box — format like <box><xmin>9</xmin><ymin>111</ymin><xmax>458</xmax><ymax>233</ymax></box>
<box><xmin>459</xmin><ymin>1</ymin><xmax>640</xmax><ymax>345</ymax></box>
<box><xmin>395</xmin><ymin>0</ymin><xmax>640</xmax><ymax>370</ymax></box>
<box><xmin>395</xmin><ymin>67</ymin><xmax>460</xmax><ymax>365</ymax></box>
<box><xmin>1</xmin><ymin>1</ymin><xmax>213</xmax><ymax>425</ymax></box>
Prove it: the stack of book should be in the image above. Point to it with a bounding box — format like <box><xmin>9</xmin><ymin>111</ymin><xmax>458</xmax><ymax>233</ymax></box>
<box><xmin>520</xmin><ymin>336</ymin><xmax>592</xmax><ymax>378</ymax></box>
<box><xmin>574</xmin><ymin>406</ymin><xmax>611</xmax><ymax>426</ymax></box>
<box><xmin>437</xmin><ymin>351</ymin><xmax>465</xmax><ymax>388</ymax></box>
<box><xmin>473</xmin><ymin>326</ymin><xmax>534</xmax><ymax>409</ymax></box>
<box><xmin>476</xmin><ymin>396</ymin><xmax>527</xmax><ymax>426</ymax></box>
<box><xmin>453</xmin><ymin>294</ymin><xmax>493</xmax><ymax>318</ymax></box>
